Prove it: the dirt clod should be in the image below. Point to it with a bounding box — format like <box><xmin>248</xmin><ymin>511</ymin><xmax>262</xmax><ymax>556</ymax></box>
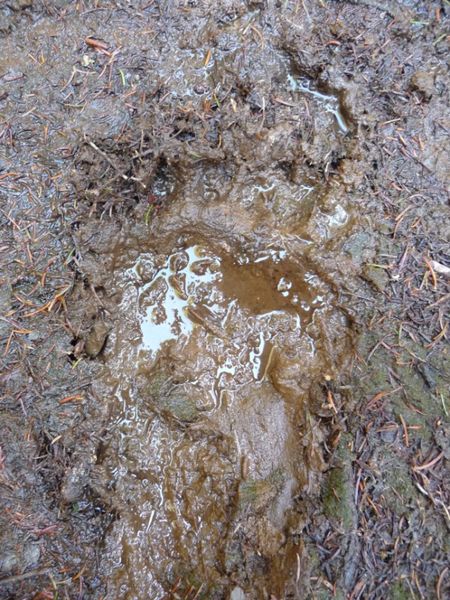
<box><xmin>85</xmin><ymin>320</ymin><xmax>109</xmax><ymax>358</ymax></box>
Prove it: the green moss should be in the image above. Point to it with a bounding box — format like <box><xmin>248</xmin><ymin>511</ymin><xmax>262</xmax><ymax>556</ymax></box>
<box><xmin>146</xmin><ymin>370</ymin><xmax>168</xmax><ymax>396</ymax></box>
<box><xmin>343</xmin><ymin>231</ymin><xmax>372</xmax><ymax>265</ymax></box>
<box><xmin>322</xmin><ymin>434</ymin><xmax>355</xmax><ymax>531</ymax></box>
<box><xmin>238</xmin><ymin>468</ymin><xmax>284</xmax><ymax>512</ymax></box>
<box><xmin>394</xmin><ymin>358</ymin><xmax>446</xmax><ymax>421</ymax></box>
<box><xmin>383</xmin><ymin>453</ymin><xmax>418</xmax><ymax>514</ymax></box>
<box><xmin>389</xmin><ymin>580</ymin><xmax>410</xmax><ymax>600</ymax></box>
<box><xmin>323</xmin><ymin>467</ymin><xmax>354</xmax><ymax>530</ymax></box>
<box><xmin>145</xmin><ymin>371</ymin><xmax>201</xmax><ymax>423</ymax></box>
<box><xmin>159</xmin><ymin>392</ymin><xmax>200</xmax><ymax>423</ymax></box>
<box><xmin>238</xmin><ymin>478</ymin><xmax>276</xmax><ymax>510</ymax></box>
<box><xmin>312</xmin><ymin>589</ymin><xmax>346</xmax><ymax>600</ymax></box>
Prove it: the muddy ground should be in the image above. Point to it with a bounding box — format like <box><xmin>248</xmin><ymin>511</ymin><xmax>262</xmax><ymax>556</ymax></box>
<box><xmin>0</xmin><ymin>1</ymin><xmax>449</xmax><ymax>599</ymax></box>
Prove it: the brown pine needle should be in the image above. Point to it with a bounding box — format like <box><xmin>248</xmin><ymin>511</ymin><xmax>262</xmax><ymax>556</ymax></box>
<box><xmin>203</xmin><ymin>49</ymin><xmax>212</xmax><ymax>67</ymax></box>
<box><xmin>413</xmin><ymin>451</ymin><xmax>444</xmax><ymax>472</ymax></box>
<box><xmin>423</xmin><ymin>256</ymin><xmax>437</xmax><ymax>289</ymax></box>
<box><xmin>58</xmin><ymin>394</ymin><xmax>84</xmax><ymax>405</ymax></box>
<box><xmin>437</xmin><ymin>567</ymin><xmax>448</xmax><ymax>600</ymax></box>
<box><xmin>327</xmin><ymin>390</ymin><xmax>338</xmax><ymax>414</ymax></box>
<box><xmin>399</xmin><ymin>414</ymin><xmax>409</xmax><ymax>447</ymax></box>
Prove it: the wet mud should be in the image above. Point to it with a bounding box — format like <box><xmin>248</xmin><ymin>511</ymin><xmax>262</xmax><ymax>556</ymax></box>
<box><xmin>0</xmin><ymin>1</ymin><xmax>449</xmax><ymax>599</ymax></box>
<box><xmin>77</xmin><ymin>124</ymin><xmax>355</xmax><ymax>596</ymax></box>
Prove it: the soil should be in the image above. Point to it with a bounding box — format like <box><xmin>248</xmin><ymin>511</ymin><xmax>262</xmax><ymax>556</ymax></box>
<box><xmin>0</xmin><ymin>1</ymin><xmax>449</xmax><ymax>599</ymax></box>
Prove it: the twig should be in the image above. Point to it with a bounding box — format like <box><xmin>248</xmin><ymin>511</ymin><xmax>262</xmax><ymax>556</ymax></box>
<box><xmin>0</xmin><ymin>569</ymin><xmax>51</xmax><ymax>586</ymax></box>
<box><xmin>85</xmin><ymin>138</ymin><xmax>129</xmax><ymax>181</ymax></box>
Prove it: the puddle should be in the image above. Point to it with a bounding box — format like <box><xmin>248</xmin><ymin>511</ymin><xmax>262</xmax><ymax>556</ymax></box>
<box><xmin>132</xmin><ymin>245</ymin><xmax>323</xmax><ymax>358</ymax></box>
<box><xmin>136</xmin><ymin>246</ymin><xmax>220</xmax><ymax>353</ymax></box>
<box><xmin>111</xmin><ymin>242</ymin><xmax>326</xmax><ymax>416</ymax></box>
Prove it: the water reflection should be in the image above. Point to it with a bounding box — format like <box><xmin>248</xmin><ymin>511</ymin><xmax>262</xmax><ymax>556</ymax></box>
<box><xmin>288</xmin><ymin>74</ymin><xmax>349</xmax><ymax>133</ymax></box>
<box><xmin>131</xmin><ymin>245</ymin><xmax>323</xmax><ymax>362</ymax></box>
<box><xmin>138</xmin><ymin>246</ymin><xmax>220</xmax><ymax>352</ymax></box>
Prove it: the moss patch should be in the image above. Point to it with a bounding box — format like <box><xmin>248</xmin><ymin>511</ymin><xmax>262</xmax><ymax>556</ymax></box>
<box><xmin>239</xmin><ymin>478</ymin><xmax>278</xmax><ymax>512</ymax></box>
<box><xmin>382</xmin><ymin>451</ymin><xmax>418</xmax><ymax>514</ymax></box>
<box><xmin>388</xmin><ymin>580</ymin><xmax>411</xmax><ymax>600</ymax></box>
<box><xmin>144</xmin><ymin>370</ymin><xmax>202</xmax><ymax>423</ymax></box>
<box><xmin>322</xmin><ymin>433</ymin><xmax>355</xmax><ymax>531</ymax></box>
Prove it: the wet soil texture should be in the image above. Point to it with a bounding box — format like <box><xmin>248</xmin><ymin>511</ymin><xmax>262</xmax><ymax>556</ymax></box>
<box><xmin>0</xmin><ymin>1</ymin><xmax>449</xmax><ymax>600</ymax></box>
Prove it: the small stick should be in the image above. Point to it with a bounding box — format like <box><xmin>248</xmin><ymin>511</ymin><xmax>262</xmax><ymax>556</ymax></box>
<box><xmin>85</xmin><ymin>139</ymin><xmax>129</xmax><ymax>180</ymax></box>
<box><xmin>427</xmin><ymin>293</ymin><xmax>450</xmax><ymax>309</ymax></box>
<box><xmin>399</xmin><ymin>414</ymin><xmax>409</xmax><ymax>447</ymax></box>
<box><xmin>59</xmin><ymin>394</ymin><xmax>84</xmax><ymax>405</ymax></box>
<box><xmin>413</xmin><ymin>451</ymin><xmax>444</xmax><ymax>472</ymax></box>
<box><xmin>437</xmin><ymin>567</ymin><xmax>448</xmax><ymax>600</ymax></box>
<box><xmin>423</xmin><ymin>256</ymin><xmax>437</xmax><ymax>289</ymax></box>
<box><xmin>0</xmin><ymin>569</ymin><xmax>50</xmax><ymax>586</ymax></box>
<box><xmin>273</xmin><ymin>97</ymin><xmax>296</xmax><ymax>107</ymax></box>
<box><xmin>327</xmin><ymin>390</ymin><xmax>338</xmax><ymax>414</ymax></box>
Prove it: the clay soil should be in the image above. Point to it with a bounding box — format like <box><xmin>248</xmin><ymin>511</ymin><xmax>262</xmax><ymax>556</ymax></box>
<box><xmin>0</xmin><ymin>1</ymin><xmax>449</xmax><ymax>599</ymax></box>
